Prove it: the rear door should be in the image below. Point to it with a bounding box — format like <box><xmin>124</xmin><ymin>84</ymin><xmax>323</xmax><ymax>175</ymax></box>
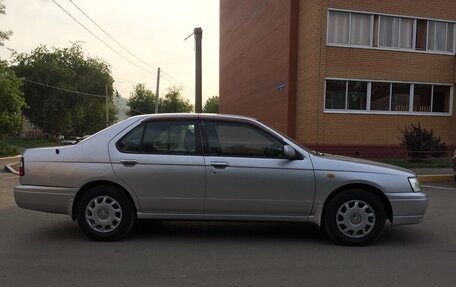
<box><xmin>109</xmin><ymin>119</ymin><xmax>205</xmax><ymax>213</ymax></box>
<box><xmin>202</xmin><ymin>120</ymin><xmax>315</xmax><ymax>216</ymax></box>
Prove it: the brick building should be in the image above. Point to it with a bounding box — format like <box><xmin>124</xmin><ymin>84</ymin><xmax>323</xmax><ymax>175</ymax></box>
<box><xmin>219</xmin><ymin>0</ymin><xmax>456</xmax><ymax>158</ymax></box>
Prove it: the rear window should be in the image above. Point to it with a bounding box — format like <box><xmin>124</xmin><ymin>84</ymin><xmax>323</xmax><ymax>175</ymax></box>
<box><xmin>116</xmin><ymin>121</ymin><xmax>199</xmax><ymax>155</ymax></box>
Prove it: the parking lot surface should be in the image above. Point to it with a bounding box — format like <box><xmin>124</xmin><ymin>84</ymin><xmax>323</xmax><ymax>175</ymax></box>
<box><xmin>1</xmin><ymin>172</ymin><xmax>455</xmax><ymax>287</ymax></box>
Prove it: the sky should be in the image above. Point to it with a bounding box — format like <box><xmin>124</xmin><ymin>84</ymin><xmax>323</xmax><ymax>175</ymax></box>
<box><xmin>0</xmin><ymin>0</ymin><xmax>219</xmax><ymax>104</ymax></box>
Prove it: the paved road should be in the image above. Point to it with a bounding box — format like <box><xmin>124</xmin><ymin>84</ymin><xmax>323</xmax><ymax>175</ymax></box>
<box><xmin>1</xmin><ymin>173</ymin><xmax>455</xmax><ymax>287</ymax></box>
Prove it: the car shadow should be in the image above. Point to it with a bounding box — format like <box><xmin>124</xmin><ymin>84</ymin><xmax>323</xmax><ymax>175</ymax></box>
<box><xmin>130</xmin><ymin>220</ymin><xmax>328</xmax><ymax>244</ymax></box>
<box><xmin>19</xmin><ymin>217</ymin><xmax>436</xmax><ymax>247</ymax></box>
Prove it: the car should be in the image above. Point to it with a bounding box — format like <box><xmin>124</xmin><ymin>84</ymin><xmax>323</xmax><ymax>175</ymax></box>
<box><xmin>14</xmin><ymin>114</ymin><xmax>428</xmax><ymax>245</ymax></box>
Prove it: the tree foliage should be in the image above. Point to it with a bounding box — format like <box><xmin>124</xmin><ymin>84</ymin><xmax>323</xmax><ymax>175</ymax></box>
<box><xmin>399</xmin><ymin>123</ymin><xmax>446</xmax><ymax>158</ymax></box>
<box><xmin>12</xmin><ymin>43</ymin><xmax>117</xmax><ymax>135</ymax></box>
<box><xmin>160</xmin><ymin>87</ymin><xmax>193</xmax><ymax>113</ymax></box>
<box><xmin>0</xmin><ymin>0</ymin><xmax>13</xmax><ymax>47</ymax></box>
<box><xmin>127</xmin><ymin>85</ymin><xmax>193</xmax><ymax>115</ymax></box>
<box><xmin>0</xmin><ymin>60</ymin><xmax>25</xmax><ymax>137</ymax></box>
<box><xmin>203</xmin><ymin>95</ymin><xmax>219</xmax><ymax>113</ymax></box>
<box><xmin>127</xmin><ymin>83</ymin><xmax>155</xmax><ymax>116</ymax></box>
<box><xmin>0</xmin><ymin>1</ymin><xmax>25</xmax><ymax>140</ymax></box>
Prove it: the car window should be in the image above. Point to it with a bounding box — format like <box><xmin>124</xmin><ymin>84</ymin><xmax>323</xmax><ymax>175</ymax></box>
<box><xmin>141</xmin><ymin>121</ymin><xmax>197</xmax><ymax>155</ymax></box>
<box><xmin>204</xmin><ymin>121</ymin><xmax>284</xmax><ymax>158</ymax></box>
<box><xmin>116</xmin><ymin>124</ymin><xmax>144</xmax><ymax>153</ymax></box>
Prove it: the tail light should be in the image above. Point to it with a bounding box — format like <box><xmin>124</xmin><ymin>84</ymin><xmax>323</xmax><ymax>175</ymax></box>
<box><xmin>19</xmin><ymin>156</ymin><xmax>24</xmax><ymax>176</ymax></box>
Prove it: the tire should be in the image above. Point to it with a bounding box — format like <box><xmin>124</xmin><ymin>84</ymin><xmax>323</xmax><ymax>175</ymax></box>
<box><xmin>323</xmin><ymin>189</ymin><xmax>385</xmax><ymax>246</ymax></box>
<box><xmin>76</xmin><ymin>185</ymin><xmax>136</xmax><ymax>241</ymax></box>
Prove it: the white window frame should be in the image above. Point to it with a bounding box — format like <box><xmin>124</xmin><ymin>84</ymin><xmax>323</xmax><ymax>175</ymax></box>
<box><xmin>327</xmin><ymin>11</ymin><xmax>372</xmax><ymax>47</ymax></box>
<box><xmin>324</xmin><ymin>78</ymin><xmax>453</xmax><ymax>116</ymax></box>
<box><xmin>327</xmin><ymin>8</ymin><xmax>456</xmax><ymax>56</ymax></box>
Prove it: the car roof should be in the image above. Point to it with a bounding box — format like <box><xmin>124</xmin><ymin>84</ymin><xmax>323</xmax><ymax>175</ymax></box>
<box><xmin>142</xmin><ymin>113</ymin><xmax>258</xmax><ymax>122</ymax></box>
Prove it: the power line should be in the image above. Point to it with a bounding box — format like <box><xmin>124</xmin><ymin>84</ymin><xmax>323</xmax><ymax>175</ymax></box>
<box><xmin>66</xmin><ymin>0</ymin><xmax>194</xmax><ymax>95</ymax></box>
<box><xmin>22</xmin><ymin>79</ymin><xmax>105</xmax><ymax>98</ymax></box>
<box><xmin>51</xmin><ymin>0</ymin><xmax>156</xmax><ymax>75</ymax></box>
<box><xmin>52</xmin><ymin>0</ymin><xmax>196</xmax><ymax>101</ymax></box>
<box><xmin>67</xmin><ymin>0</ymin><xmax>157</xmax><ymax>71</ymax></box>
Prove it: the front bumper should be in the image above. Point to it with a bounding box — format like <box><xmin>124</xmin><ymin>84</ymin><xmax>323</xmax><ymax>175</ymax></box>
<box><xmin>14</xmin><ymin>185</ymin><xmax>78</xmax><ymax>216</ymax></box>
<box><xmin>386</xmin><ymin>192</ymin><xmax>428</xmax><ymax>225</ymax></box>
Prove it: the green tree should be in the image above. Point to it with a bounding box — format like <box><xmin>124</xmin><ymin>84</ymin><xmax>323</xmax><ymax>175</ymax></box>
<box><xmin>0</xmin><ymin>60</ymin><xmax>25</xmax><ymax>137</ymax></box>
<box><xmin>0</xmin><ymin>0</ymin><xmax>25</xmax><ymax>142</ymax></box>
<box><xmin>203</xmin><ymin>95</ymin><xmax>219</xmax><ymax>113</ymax></box>
<box><xmin>160</xmin><ymin>87</ymin><xmax>193</xmax><ymax>113</ymax></box>
<box><xmin>127</xmin><ymin>83</ymin><xmax>155</xmax><ymax>116</ymax></box>
<box><xmin>0</xmin><ymin>0</ymin><xmax>12</xmax><ymax>47</ymax></box>
<box><xmin>12</xmin><ymin>43</ymin><xmax>117</xmax><ymax>135</ymax></box>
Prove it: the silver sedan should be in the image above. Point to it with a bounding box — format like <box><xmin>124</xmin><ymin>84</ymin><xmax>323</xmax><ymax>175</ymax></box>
<box><xmin>14</xmin><ymin>114</ymin><xmax>428</xmax><ymax>245</ymax></box>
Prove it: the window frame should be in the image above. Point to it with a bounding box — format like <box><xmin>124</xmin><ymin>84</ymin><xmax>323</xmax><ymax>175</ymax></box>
<box><xmin>324</xmin><ymin>78</ymin><xmax>453</xmax><ymax>116</ymax></box>
<box><xmin>327</xmin><ymin>8</ymin><xmax>456</xmax><ymax>55</ymax></box>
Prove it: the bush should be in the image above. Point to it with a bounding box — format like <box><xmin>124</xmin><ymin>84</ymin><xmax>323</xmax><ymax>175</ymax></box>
<box><xmin>398</xmin><ymin>123</ymin><xmax>446</xmax><ymax>158</ymax></box>
<box><xmin>0</xmin><ymin>140</ymin><xmax>18</xmax><ymax>156</ymax></box>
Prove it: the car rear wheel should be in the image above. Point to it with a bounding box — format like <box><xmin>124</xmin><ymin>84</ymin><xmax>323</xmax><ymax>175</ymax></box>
<box><xmin>324</xmin><ymin>189</ymin><xmax>385</xmax><ymax>246</ymax></box>
<box><xmin>76</xmin><ymin>185</ymin><xmax>136</xmax><ymax>241</ymax></box>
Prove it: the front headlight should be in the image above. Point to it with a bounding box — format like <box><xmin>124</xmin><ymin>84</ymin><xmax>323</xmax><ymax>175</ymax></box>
<box><xmin>408</xmin><ymin>177</ymin><xmax>421</xmax><ymax>192</ymax></box>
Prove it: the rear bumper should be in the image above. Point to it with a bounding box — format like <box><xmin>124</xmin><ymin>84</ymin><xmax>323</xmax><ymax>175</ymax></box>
<box><xmin>386</xmin><ymin>192</ymin><xmax>428</xmax><ymax>225</ymax></box>
<box><xmin>14</xmin><ymin>185</ymin><xmax>77</xmax><ymax>216</ymax></box>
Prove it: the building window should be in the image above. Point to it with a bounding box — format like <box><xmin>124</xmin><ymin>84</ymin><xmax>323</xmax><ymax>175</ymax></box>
<box><xmin>350</xmin><ymin>13</ymin><xmax>371</xmax><ymax>45</ymax></box>
<box><xmin>327</xmin><ymin>9</ymin><xmax>456</xmax><ymax>54</ymax></box>
<box><xmin>379</xmin><ymin>16</ymin><xmax>400</xmax><ymax>48</ymax></box>
<box><xmin>447</xmin><ymin>24</ymin><xmax>454</xmax><ymax>52</ymax></box>
<box><xmin>328</xmin><ymin>11</ymin><xmax>371</xmax><ymax>46</ymax></box>
<box><xmin>433</xmin><ymin>85</ymin><xmax>451</xmax><ymax>113</ymax></box>
<box><xmin>413</xmin><ymin>84</ymin><xmax>432</xmax><ymax>112</ymax></box>
<box><xmin>371</xmin><ymin>82</ymin><xmax>390</xmax><ymax>111</ymax></box>
<box><xmin>428</xmin><ymin>21</ymin><xmax>454</xmax><ymax>52</ymax></box>
<box><xmin>325</xmin><ymin>79</ymin><xmax>453</xmax><ymax>115</ymax></box>
<box><xmin>328</xmin><ymin>11</ymin><xmax>349</xmax><ymax>44</ymax></box>
<box><xmin>415</xmin><ymin>19</ymin><xmax>427</xmax><ymax>50</ymax></box>
<box><xmin>348</xmin><ymin>81</ymin><xmax>367</xmax><ymax>110</ymax></box>
<box><xmin>391</xmin><ymin>83</ymin><xmax>411</xmax><ymax>111</ymax></box>
<box><xmin>325</xmin><ymin>80</ymin><xmax>346</xmax><ymax>109</ymax></box>
<box><xmin>399</xmin><ymin>18</ymin><xmax>414</xmax><ymax>49</ymax></box>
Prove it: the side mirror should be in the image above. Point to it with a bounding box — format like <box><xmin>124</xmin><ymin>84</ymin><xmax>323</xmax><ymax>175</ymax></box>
<box><xmin>283</xmin><ymin>145</ymin><xmax>296</xmax><ymax>158</ymax></box>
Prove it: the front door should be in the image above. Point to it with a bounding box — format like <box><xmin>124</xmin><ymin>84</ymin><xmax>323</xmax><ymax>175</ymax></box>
<box><xmin>202</xmin><ymin>120</ymin><xmax>315</xmax><ymax>216</ymax></box>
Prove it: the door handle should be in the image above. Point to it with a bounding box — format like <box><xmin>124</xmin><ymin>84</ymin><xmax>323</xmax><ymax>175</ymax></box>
<box><xmin>120</xmin><ymin>159</ymin><xmax>138</xmax><ymax>167</ymax></box>
<box><xmin>210</xmin><ymin>161</ymin><xmax>230</xmax><ymax>169</ymax></box>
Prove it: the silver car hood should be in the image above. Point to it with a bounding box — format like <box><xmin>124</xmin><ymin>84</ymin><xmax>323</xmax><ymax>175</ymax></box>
<box><xmin>309</xmin><ymin>153</ymin><xmax>415</xmax><ymax>177</ymax></box>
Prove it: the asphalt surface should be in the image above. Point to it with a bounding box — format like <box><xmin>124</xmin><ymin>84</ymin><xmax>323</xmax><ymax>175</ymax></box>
<box><xmin>1</xmin><ymin>172</ymin><xmax>455</xmax><ymax>287</ymax></box>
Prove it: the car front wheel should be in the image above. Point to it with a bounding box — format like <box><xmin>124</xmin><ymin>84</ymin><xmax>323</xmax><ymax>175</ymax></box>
<box><xmin>324</xmin><ymin>189</ymin><xmax>385</xmax><ymax>246</ymax></box>
<box><xmin>76</xmin><ymin>185</ymin><xmax>136</xmax><ymax>241</ymax></box>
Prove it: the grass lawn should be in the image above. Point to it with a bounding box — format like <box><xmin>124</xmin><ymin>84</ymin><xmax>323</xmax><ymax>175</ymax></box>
<box><xmin>377</xmin><ymin>158</ymin><xmax>452</xmax><ymax>169</ymax></box>
<box><xmin>0</xmin><ymin>137</ymin><xmax>58</xmax><ymax>156</ymax></box>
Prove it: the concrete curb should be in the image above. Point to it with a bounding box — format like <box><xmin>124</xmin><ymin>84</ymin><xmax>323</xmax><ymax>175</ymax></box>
<box><xmin>3</xmin><ymin>163</ymin><xmax>19</xmax><ymax>175</ymax></box>
<box><xmin>418</xmin><ymin>174</ymin><xmax>455</xmax><ymax>183</ymax></box>
<box><xmin>0</xmin><ymin>155</ymin><xmax>20</xmax><ymax>160</ymax></box>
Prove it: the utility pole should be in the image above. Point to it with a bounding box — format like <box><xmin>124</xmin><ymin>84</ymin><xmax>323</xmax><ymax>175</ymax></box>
<box><xmin>105</xmin><ymin>84</ymin><xmax>109</xmax><ymax>127</ymax></box>
<box><xmin>155</xmin><ymin>67</ymin><xmax>160</xmax><ymax>113</ymax></box>
<box><xmin>194</xmin><ymin>27</ymin><xmax>203</xmax><ymax>113</ymax></box>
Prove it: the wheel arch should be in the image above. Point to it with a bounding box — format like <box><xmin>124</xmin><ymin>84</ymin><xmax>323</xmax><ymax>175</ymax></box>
<box><xmin>72</xmin><ymin>180</ymin><xmax>138</xmax><ymax>221</ymax></box>
<box><xmin>321</xmin><ymin>183</ymin><xmax>393</xmax><ymax>227</ymax></box>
